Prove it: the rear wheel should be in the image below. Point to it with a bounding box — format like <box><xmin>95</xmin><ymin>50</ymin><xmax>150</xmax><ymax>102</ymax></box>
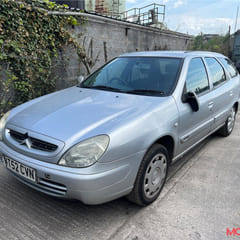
<box><xmin>127</xmin><ymin>144</ymin><xmax>169</xmax><ymax>206</ymax></box>
<box><xmin>219</xmin><ymin>106</ymin><xmax>237</xmax><ymax>137</ymax></box>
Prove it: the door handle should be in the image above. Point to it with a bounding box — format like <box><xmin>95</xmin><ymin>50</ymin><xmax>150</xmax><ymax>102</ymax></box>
<box><xmin>208</xmin><ymin>102</ymin><xmax>214</xmax><ymax>110</ymax></box>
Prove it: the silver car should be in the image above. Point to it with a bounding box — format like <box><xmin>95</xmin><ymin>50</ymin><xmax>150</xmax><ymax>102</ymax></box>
<box><xmin>0</xmin><ymin>51</ymin><xmax>239</xmax><ymax>206</ymax></box>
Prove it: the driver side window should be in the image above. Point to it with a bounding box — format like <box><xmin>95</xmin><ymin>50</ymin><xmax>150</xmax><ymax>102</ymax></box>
<box><xmin>185</xmin><ymin>58</ymin><xmax>210</xmax><ymax>95</ymax></box>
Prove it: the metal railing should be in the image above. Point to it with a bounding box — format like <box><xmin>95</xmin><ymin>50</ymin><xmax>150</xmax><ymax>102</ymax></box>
<box><xmin>120</xmin><ymin>3</ymin><xmax>165</xmax><ymax>26</ymax></box>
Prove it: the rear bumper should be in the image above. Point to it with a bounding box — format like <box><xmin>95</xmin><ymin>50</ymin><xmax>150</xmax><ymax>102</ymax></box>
<box><xmin>0</xmin><ymin>141</ymin><xmax>144</xmax><ymax>204</ymax></box>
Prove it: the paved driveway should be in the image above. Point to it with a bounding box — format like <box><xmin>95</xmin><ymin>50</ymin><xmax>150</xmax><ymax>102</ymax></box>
<box><xmin>0</xmin><ymin>113</ymin><xmax>239</xmax><ymax>240</ymax></box>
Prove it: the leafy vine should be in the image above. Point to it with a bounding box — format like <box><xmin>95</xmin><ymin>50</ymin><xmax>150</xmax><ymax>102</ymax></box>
<box><xmin>0</xmin><ymin>0</ymin><xmax>83</xmax><ymax>116</ymax></box>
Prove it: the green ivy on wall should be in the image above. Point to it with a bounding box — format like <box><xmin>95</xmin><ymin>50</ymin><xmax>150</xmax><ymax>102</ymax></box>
<box><xmin>0</xmin><ymin>0</ymin><xmax>82</xmax><ymax>115</ymax></box>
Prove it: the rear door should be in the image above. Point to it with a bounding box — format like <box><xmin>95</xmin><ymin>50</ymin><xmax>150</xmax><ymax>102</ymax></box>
<box><xmin>204</xmin><ymin>57</ymin><xmax>236</xmax><ymax>131</ymax></box>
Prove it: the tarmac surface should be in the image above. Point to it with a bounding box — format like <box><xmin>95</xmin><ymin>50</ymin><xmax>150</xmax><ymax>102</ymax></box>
<box><xmin>0</xmin><ymin>112</ymin><xmax>239</xmax><ymax>240</ymax></box>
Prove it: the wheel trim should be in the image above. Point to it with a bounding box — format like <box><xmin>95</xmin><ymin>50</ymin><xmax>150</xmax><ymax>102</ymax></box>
<box><xmin>227</xmin><ymin>108</ymin><xmax>236</xmax><ymax>133</ymax></box>
<box><xmin>143</xmin><ymin>153</ymin><xmax>167</xmax><ymax>199</ymax></box>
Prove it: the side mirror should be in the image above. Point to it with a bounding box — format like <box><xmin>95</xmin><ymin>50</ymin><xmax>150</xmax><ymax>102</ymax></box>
<box><xmin>78</xmin><ymin>75</ymin><xmax>85</xmax><ymax>84</ymax></box>
<box><xmin>183</xmin><ymin>91</ymin><xmax>199</xmax><ymax>112</ymax></box>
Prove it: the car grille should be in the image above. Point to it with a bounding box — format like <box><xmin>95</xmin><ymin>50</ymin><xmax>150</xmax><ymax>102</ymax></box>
<box><xmin>9</xmin><ymin>129</ymin><xmax>58</xmax><ymax>152</ymax></box>
<box><xmin>11</xmin><ymin>172</ymin><xmax>67</xmax><ymax>196</ymax></box>
<box><xmin>37</xmin><ymin>178</ymin><xmax>67</xmax><ymax>196</ymax></box>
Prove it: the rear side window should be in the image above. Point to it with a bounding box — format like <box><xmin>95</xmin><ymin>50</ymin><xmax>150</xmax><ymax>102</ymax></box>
<box><xmin>185</xmin><ymin>58</ymin><xmax>209</xmax><ymax>95</ymax></box>
<box><xmin>218</xmin><ymin>57</ymin><xmax>238</xmax><ymax>78</ymax></box>
<box><xmin>205</xmin><ymin>57</ymin><xmax>226</xmax><ymax>87</ymax></box>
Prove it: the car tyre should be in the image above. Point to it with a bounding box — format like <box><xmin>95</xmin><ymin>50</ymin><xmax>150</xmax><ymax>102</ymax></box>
<box><xmin>219</xmin><ymin>106</ymin><xmax>237</xmax><ymax>137</ymax></box>
<box><xmin>127</xmin><ymin>144</ymin><xmax>169</xmax><ymax>206</ymax></box>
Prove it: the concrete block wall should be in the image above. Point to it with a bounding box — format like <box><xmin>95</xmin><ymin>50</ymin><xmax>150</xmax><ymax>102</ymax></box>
<box><xmin>53</xmin><ymin>12</ymin><xmax>192</xmax><ymax>89</ymax></box>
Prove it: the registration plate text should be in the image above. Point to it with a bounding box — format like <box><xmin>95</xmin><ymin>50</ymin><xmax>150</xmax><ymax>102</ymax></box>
<box><xmin>4</xmin><ymin>156</ymin><xmax>37</xmax><ymax>182</ymax></box>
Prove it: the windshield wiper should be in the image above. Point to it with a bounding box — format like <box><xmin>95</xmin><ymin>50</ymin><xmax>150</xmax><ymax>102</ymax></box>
<box><xmin>82</xmin><ymin>85</ymin><xmax>123</xmax><ymax>92</ymax></box>
<box><xmin>126</xmin><ymin>89</ymin><xmax>165</xmax><ymax>95</ymax></box>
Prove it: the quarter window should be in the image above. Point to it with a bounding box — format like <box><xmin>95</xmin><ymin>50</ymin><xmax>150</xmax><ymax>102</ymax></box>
<box><xmin>185</xmin><ymin>58</ymin><xmax>209</xmax><ymax>95</ymax></box>
<box><xmin>218</xmin><ymin>57</ymin><xmax>238</xmax><ymax>78</ymax></box>
<box><xmin>205</xmin><ymin>57</ymin><xmax>226</xmax><ymax>87</ymax></box>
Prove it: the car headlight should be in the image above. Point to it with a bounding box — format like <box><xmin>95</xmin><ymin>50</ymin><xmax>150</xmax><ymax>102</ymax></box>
<box><xmin>0</xmin><ymin>111</ymin><xmax>11</xmax><ymax>141</ymax></box>
<box><xmin>58</xmin><ymin>135</ymin><xmax>109</xmax><ymax>168</ymax></box>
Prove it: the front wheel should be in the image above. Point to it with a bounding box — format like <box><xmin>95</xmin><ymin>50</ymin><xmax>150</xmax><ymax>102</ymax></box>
<box><xmin>219</xmin><ymin>106</ymin><xmax>237</xmax><ymax>137</ymax></box>
<box><xmin>127</xmin><ymin>144</ymin><xmax>169</xmax><ymax>206</ymax></box>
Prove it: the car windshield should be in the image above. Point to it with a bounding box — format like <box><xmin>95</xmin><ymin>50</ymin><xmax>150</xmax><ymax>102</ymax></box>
<box><xmin>80</xmin><ymin>57</ymin><xmax>182</xmax><ymax>96</ymax></box>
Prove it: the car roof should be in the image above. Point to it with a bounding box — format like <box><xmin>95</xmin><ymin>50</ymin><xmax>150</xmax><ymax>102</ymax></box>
<box><xmin>120</xmin><ymin>51</ymin><xmax>226</xmax><ymax>58</ymax></box>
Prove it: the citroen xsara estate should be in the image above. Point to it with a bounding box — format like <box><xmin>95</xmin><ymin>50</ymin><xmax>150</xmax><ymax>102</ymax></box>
<box><xmin>0</xmin><ymin>51</ymin><xmax>239</xmax><ymax>206</ymax></box>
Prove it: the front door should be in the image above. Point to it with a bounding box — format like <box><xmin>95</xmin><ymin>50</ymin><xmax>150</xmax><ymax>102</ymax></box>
<box><xmin>176</xmin><ymin>57</ymin><xmax>214</xmax><ymax>155</ymax></box>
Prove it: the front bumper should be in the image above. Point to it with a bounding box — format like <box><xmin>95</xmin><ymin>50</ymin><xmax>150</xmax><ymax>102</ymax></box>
<box><xmin>0</xmin><ymin>141</ymin><xmax>144</xmax><ymax>205</ymax></box>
